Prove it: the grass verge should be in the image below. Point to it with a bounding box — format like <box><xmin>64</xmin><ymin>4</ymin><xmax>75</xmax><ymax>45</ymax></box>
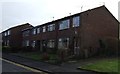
<box><xmin>78</xmin><ymin>58</ymin><xmax>119</xmax><ymax>73</ymax></box>
<box><xmin>17</xmin><ymin>52</ymin><xmax>58</xmax><ymax>63</ymax></box>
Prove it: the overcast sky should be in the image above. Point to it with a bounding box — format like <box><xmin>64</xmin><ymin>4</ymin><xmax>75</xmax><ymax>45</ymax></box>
<box><xmin>0</xmin><ymin>0</ymin><xmax>120</xmax><ymax>32</ymax></box>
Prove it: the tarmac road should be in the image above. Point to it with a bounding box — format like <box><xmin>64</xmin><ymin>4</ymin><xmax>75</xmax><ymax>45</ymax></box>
<box><xmin>1</xmin><ymin>58</ymin><xmax>46</xmax><ymax>74</ymax></box>
<box><xmin>2</xmin><ymin>59</ymin><xmax>32</xmax><ymax>72</ymax></box>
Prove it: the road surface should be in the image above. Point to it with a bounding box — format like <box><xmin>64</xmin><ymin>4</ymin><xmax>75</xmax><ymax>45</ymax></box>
<box><xmin>0</xmin><ymin>58</ymin><xmax>46</xmax><ymax>74</ymax></box>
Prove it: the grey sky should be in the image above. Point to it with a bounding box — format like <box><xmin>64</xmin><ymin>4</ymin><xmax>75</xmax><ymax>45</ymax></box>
<box><xmin>0</xmin><ymin>0</ymin><xmax>119</xmax><ymax>32</ymax></box>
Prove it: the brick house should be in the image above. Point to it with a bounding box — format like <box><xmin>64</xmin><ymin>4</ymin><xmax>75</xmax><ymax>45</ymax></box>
<box><xmin>2</xmin><ymin>5</ymin><xmax>119</xmax><ymax>57</ymax></box>
<box><xmin>22</xmin><ymin>5</ymin><xmax>119</xmax><ymax>57</ymax></box>
<box><xmin>2</xmin><ymin>23</ymin><xmax>33</xmax><ymax>49</ymax></box>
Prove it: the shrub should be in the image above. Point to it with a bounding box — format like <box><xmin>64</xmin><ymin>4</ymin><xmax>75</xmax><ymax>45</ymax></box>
<box><xmin>57</xmin><ymin>48</ymin><xmax>68</xmax><ymax>62</ymax></box>
<box><xmin>41</xmin><ymin>52</ymin><xmax>50</xmax><ymax>61</ymax></box>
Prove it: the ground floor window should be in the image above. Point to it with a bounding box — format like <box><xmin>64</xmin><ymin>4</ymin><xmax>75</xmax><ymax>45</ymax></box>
<box><xmin>22</xmin><ymin>40</ymin><xmax>29</xmax><ymax>46</ymax></box>
<box><xmin>42</xmin><ymin>40</ymin><xmax>46</xmax><ymax>47</ymax></box>
<box><xmin>3</xmin><ymin>40</ymin><xmax>9</xmax><ymax>46</ymax></box>
<box><xmin>7</xmin><ymin>40</ymin><xmax>9</xmax><ymax>46</ymax></box>
<box><xmin>47</xmin><ymin>40</ymin><xmax>55</xmax><ymax>48</ymax></box>
<box><xmin>31</xmin><ymin>41</ymin><xmax>36</xmax><ymax>48</ymax></box>
<box><xmin>58</xmin><ymin>38</ymin><xmax>69</xmax><ymax>49</ymax></box>
<box><xmin>26</xmin><ymin>40</ymin><xmax>29</xmax><ymax>46</ymax></box>
<box><xmin>42</xmin><ymin>40</ymin><xmax>47</xmax><ymax>52</ymax></box>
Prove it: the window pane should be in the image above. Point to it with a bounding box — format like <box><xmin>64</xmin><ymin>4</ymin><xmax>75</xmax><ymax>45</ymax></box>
<box><xmin>23</xmin><ymin>30</ymin><xmax>30</xmax><ymax>37</ymax></box>
<box><xmin>34</xmin><ymin>29</ymin><xmax>36</xmax><ymax>34</ymax></box>
<box><xmin>58</xmin><ymin>38</ymin><xmax>69</xmax><ymax>49</ymax></box>
<box><xmin>73</xmin><ymin>16</ymin><xmax>80</xmax><ymax>27</ymax></box>
<box><xmin>37</xmin><ymin>28</ymin><xmax>40</xmax><ymax>34</ymax></box>
<box><xmin>4</xmin><ymin>32</ymin><xmax>7</xmax><ymax>36</ymax></box>
<box><xmin>43</xmin><ymin>26</ymin><xmax>46</xmax><ymax>32</ymax></box>
<box><xmin>7</xmin><ymin>40</ymin><xmax>9</xmax><ymax>46</ymax></box>
<box><xmin>8</xmin><ymin>30</ymin><xmax>10</xmax><ymax>35</ymax></box>
<box><xmin>22</xmin><ymin>40</ymin><xmax>29</xmax><ymax>46</ymax></box>
<box><xmin>32</xmin><ymin>28</ymin><xmax>36</xmax><ymax>35</ymax></box>
<box><xmin>47</xmin><ymin>40</ymin><xmax>55</xmax><ymax>48</ymax></box>
<box><xmin>32</xmin><ymin>41</ymin><xmax>36</xmax><ymax>47</ymax></box>
<box><xmin>48</xmin><ymin>24</ymin><xmax>55</xmax><ymax>32</ymax></box>
<box><xmin>26</xmin><ymin>40</ymin><xmax>29</xmax><ymax>46</ymax></box>
<box><xmin>59</xmin><ymin>19</ymin><xmax>70</xmax><ymax>30</ymax></box>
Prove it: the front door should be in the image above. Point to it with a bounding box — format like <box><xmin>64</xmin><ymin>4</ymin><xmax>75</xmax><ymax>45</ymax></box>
<box><xmin>37</xmin><ymin>41</ymin><xmax>43</xmax><ymax>52</ymax></box>
<box><xmin>73</xmin><ymin>37</ymin><xmax>79</xmax><ymax>55</ymax></box>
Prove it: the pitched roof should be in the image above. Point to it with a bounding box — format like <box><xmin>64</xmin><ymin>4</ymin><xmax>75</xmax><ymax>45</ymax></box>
<box><xmin>2</xmin><ymin>23</ymin><xmax>33</xmax><ymax>33</ymax></box>
<box><xmin>35</xmin><ymin>5</ymin><xmax>119</xmax><ymax>28</ymax></box>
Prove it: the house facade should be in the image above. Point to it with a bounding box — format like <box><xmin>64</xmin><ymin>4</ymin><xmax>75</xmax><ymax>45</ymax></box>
<box><xmin>2</xmin><ymin>23</ymin><xmax>33</xmax><ymax>49</ymax></box>
<box><xmin>2</xmin><ymin>6</ymin><xmax>119</xmax><ymax>57</ymax></box>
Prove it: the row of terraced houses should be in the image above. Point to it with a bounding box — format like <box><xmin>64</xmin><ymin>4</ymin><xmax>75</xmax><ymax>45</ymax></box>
<box><xmin>2</xmin><ymin>6</ymin><xmax>119</xmax><ymax>58</ymax></box>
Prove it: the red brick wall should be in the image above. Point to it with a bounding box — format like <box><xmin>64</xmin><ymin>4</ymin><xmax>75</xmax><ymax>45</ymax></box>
<box><xmin>8</xmin><ymin>24</ymin><xmax>32</xmax><ymax>47</ymax></box>
<box><xmin>80</xmin><ymin>6</ymin><xmax>118</xmax><ymax>57</ymax></box>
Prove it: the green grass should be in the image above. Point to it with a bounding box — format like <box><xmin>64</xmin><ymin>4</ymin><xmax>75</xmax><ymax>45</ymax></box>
<box><xmin>18</xmin><ymin>52</ymin><xmax>57</xmax><ymax>61</ymax></box>
<box><xmin>25</xmin><ymin>53</ymin><xmax>42</xmax><ymax>61</ymax></box>
<box><xmin>49</xmin><ymin>54</ymin><xmax>57</xmax><ymax>60</ymax></box>
<box><xmin>19</xmin><ymin>52</ymin><xmax>42</xmax><ymax>61</ymax></box>
<box><xmin>79</xmin><ymin>58</ymin><xmax>119</xmax><ymax>73</ymax></box>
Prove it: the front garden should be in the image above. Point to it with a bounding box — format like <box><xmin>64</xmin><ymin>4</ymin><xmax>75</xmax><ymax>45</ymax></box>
<box><xmin>14</xmin><ymin>51</ymin><xmax>60</xmax><ymax>65</ymax></box>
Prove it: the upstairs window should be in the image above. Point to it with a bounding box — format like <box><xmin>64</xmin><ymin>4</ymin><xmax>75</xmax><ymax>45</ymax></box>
<box><xmin>73</xmin><ymin>16</ymin><xmax>80</xmax><ymax>27</ymax></box>
<box><xmin>4</xmin><ymin>32</ymin><xmax>7</xmax><ymax>36</ymax></box>
<box><xmin>23</xmin><ymin>30</ymin><xmax>30</xmax><ymax>37</ymax></box>
<box><xmin>7</xmin><ymin>30</ymin><xmax>11</xmax><ymax>35</ymax></box>
<box><xmin>42</xmin><ymin>26</ymin><xmax>46</xmax><ymax>32</ymax></box>
<box><xmin>59</xmin><ymin>19</ymin><xmax>70</xmax><ymax>30</ymax></box>
<box><xmin>37</xmin><ymin>27</ymin><xmax>40</xmax><ymax>34</ymax></box>
<box><xmin>47</xmin><ymin>24</ymin><xmax>55</xmax><ymax>32</ymax></box>
<box><xmin>32</xmin><ymin>28</ymin><xmax>36</xmax><ymax>35</ymax></box>
<box><xmin>4</xmin><ymin>30</ymin><xmax>11</xmax><ymax>36</ymax></box>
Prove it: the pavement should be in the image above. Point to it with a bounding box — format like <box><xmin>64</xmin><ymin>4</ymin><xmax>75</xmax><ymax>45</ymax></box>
<box><xmin>2</xmin><ymin>53</ymin><xmax>100</xmax><ymax>74</ymax></box>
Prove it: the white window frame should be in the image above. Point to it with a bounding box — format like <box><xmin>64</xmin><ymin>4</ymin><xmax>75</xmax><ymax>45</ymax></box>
<box><xmin>37</xmin><ymin>27</ymin><xmax>40</xmax><ymax>34</ymax></box>
<box><xmin>32</xmin><ymin>41</ymin><xmax>36</xmax><ymax>48</ymax></box>
<box><xmin>32</xmin><ymin>28</ymin><xmax>36</xmax><ymax>35</ymax></box>
<box><xmin>4</xmin><ymin>32</ymin><xmax>7</xmax><ymax>36</ymax></box>
<box><xmin>23</xmin><ymin>30</ymin><xmax>30</xmax><ymax>37</ymax></box>
<box><xmin>26</xmin><ymin>40</ymin><xmax>29</xmax><ymax>46</ymax></box>
<box><xmin>73</xmin><ymin>16</ymin><xmax>80</xmax><ymax>27</ymax></box>
<box><xmin>59</xmin><ymin>19</ymin><xmax>70</xmax><ymax>30</ymax></box>
<box><xmin>43</xmin><ymin>26</ymin><xmax>46</xmax><ymax>32</ymax></box>
<box><xmin>7</xmin><ymin>40</ymin><xmax>9</xmax><ymax>46</ymax></box>
<box><xmin>47</xmin><ymin>40</ymin><xmax>55</xmax><ymax>48</ymax></box>
<box><xmin>7</xmin><ymin>30</ymin><xmax>10</xmax><ymax>35</ymax></box>
<box><xmin>47</xmin><ymin>24</ymin><xmax>55</xmax><ymax>32</ymax></box>
<box><xmin>58</xmin><ymin>38</ymin><xmax>69</xmax><ymax>49</ymax></box>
